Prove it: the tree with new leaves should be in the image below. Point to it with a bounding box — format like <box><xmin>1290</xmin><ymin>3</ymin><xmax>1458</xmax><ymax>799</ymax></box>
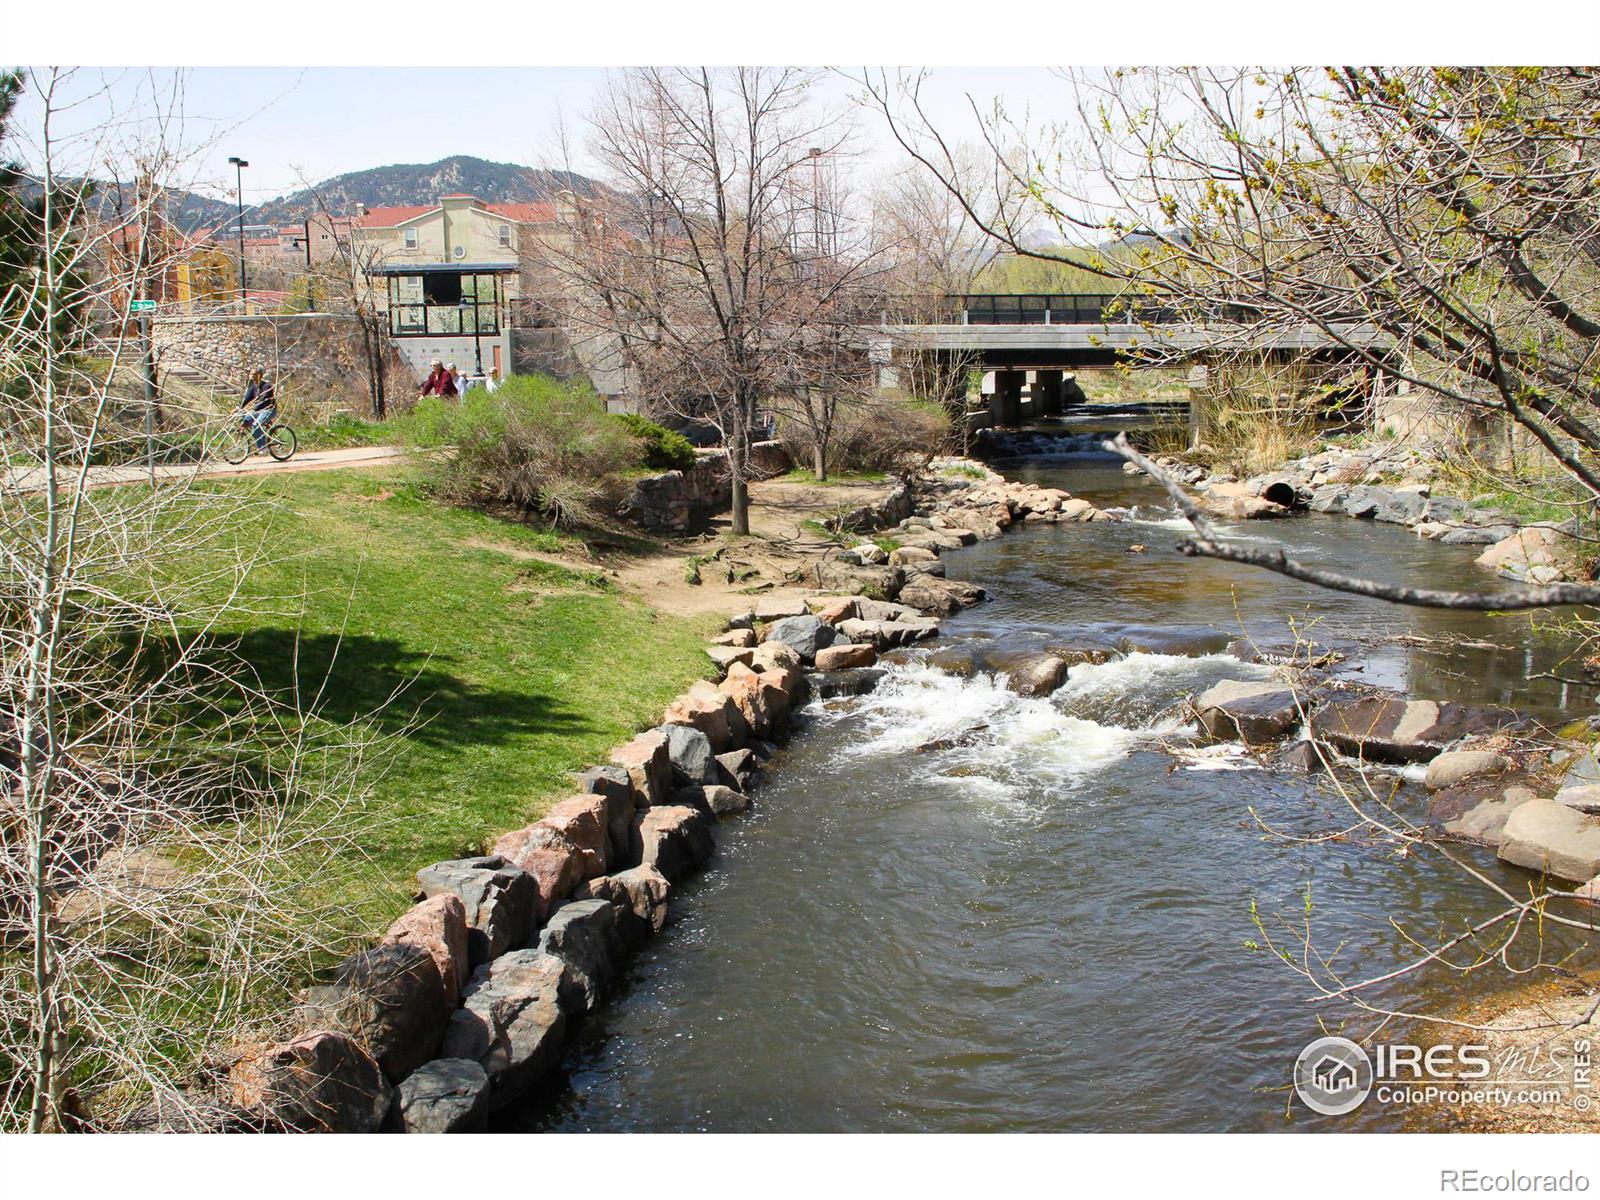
<box><xmin>865</xmin><ymin>65</ymin><xmax>1600</xmax><ymax>607</ymax></box>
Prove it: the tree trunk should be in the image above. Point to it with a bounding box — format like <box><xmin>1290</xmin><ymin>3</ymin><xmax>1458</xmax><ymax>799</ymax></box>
<box><xmin>729</xmin><ymin>422</ymin><xmax>750</xmax><ymax>535</ymax></box>
<box><xmin>812</xmin><ymin>439</ymin><xmax>827</xmax><ymax>482</ymax></box>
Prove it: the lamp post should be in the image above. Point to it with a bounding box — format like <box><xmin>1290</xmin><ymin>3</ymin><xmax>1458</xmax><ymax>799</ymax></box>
<box><xmin>460</xmin><ymin>284</ymin><xmax>484</xmax><ymax>378</ymax></box>
<box><xmin>227</xmin><ymin>156</ymin><xmax>249</xmax><ymax>310</ymax></box>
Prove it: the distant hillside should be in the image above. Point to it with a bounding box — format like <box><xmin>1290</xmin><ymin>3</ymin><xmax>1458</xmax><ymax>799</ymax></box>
<box><xmin>252</xmin><ymin>156</ymin><xmax>601</xmax><ymax>226</ymax></box>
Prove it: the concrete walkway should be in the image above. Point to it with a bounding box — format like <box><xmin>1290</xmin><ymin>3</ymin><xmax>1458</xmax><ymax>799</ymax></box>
<box><xmin>3</xmin><ymin>445</ymin><xmax>405</xmax><ymax>494</ymax></box>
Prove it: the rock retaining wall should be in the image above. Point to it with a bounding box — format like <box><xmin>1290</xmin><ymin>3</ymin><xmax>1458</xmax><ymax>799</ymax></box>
<box><xmin>625</xmin><ymin>441</ymin><xmax>791</xmax><ymax>533</ymax></box>
<box><xmin>152</xmin><ymin>313</ymin><xmax>372</xmax><ymax>395</ymax></box>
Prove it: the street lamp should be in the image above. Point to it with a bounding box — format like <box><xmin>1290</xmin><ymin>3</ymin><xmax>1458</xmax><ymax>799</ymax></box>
<box><xmin>459</xmin><ymin>283</ymin><xmax>484</xmax><ymax>377</ymax></box>
<box><xmin>228</xmin><ymin>156</ymin><xmax>249</xmax><ymax>309</ymax></box>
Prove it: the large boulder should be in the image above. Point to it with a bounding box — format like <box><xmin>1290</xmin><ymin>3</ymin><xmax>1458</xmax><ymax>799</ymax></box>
<box><xmin>1308</xmin><ymin>485</ymin><xmax>1348</xmax><ymax>513</ymax></box>
<box><xmin>662</xmin><ymin>722</ymin><xmax>719</xmax><ymax>786</ymax></box>
<box><xmin>1196</xmin><ymin>482</ymin><xmax>1287</xmax><ymax>520</ymax></box>
<box><xmin>1194</xmin><ymin>679</ymin><xmax>1301</xmax><ymax>744</ymax></box>
<box><xmin>303</xmin><ymin>943</ymin><xmax>451</xmax><ymax>1083</ymax></box>
<box><xmin>715</xmin><ymin>746</ymin><xmax>760</xmax><ymax>790</ymax></box>
<box><xmin>996</xmin><ymin>652</ymin><xmax>1069</xmax><ymax>698</ymax></box>
<box><xmin>441</xmin><ymin>951</ymin><xmax>568</xmax><ymax>1111</ymax></box>
<box><xmin>534</xmin><ymin>898</ymin><xmax>625</xmax><ymax>1014</ymax></box>
<box><xmin>1341</xmin><ymin>485</ymin><xmax>1391</xmax><ymax>519</ymax></box>
<box><xmin>415</xmin><ymin>856</ymin><xmax>538</xmax><ymax>967</ymax></box>
<box><xmin>719</xmin><ymin>664</ymin><xmax>772</xmax><ymax>739</ymax></box>
<box><xmin>382</xmin><ymin>893</ymin><xmax>469</xmax><ymax>1007</ymax></box>
<box><xmin>1442</xmin><ymin>787</ymin><xmax>1537</xmax><ymax>846</ymax></box>
<box><xmin>1318</xmin><ymin>697</ymin><xmax>1522</xmax><ymax>764</ymax></box>
<box><xmin>701</xmin><ymin>783</ymin><xmax>749</xmax><ymax>816</ymax></box>
<box><xmin>814</xmin><ymin>642</ymin><xmax>878</xmax><ymax>671</ymax></box>
<box><xmin>753</xmin><ymin>596</ymin><xmax>809</xmax><ymax>620</ymax></box>
<box><xmin>707</xmin><ymin>645</ymin><xmax>755</xmax><ymax>671</ymax></box>
<box><xmin>390</xmin><ymin>1057</ymin><xmax>490</xmax><ymax>1134</ymax></box>
<box><xmin>609</xmin><ymin>729</ymin><xmax>673</xmax><ymax>808</ymax></box>
<box><xmin>811</xmin><ymin>561</ymin><xmax>904</xmax><ymax>600</ymax></box>
<box><xmin>1424</xmin><ymin>750</ymin><xmax>1510</xmax><ymax>792</ymax></box>
<box><xmin>1476</xmin><ymin>526</ymin><xmax>1572</xmax><ymax>584</ymax></box>
<box><xmin>835</xmin><ymin>616</ymin><xmax>939</xmax><ymax>650</ymax></box>
<box><xmin>632</xmin><ymin>805</ymin><xmax>715</xmax><ymax>883</ymax></box>
<box><xmin>842</xmin><ymin>543</ymin><xmax>888</xmax><ymax>565</ymax></box>
<box><xmin>1497</xmin><ymin>799</ymin><xmax>1600</xmax><ymax>882</ymax></box>
<box><xmin>809</xmin><ymin>668</ymin><xmax>887</xmax><ymax>698</ymax></box>
<box><xmin>887</xmin><ymin>545</ymin><xmax>938</xmax><ymax>568</ymax></box>
<box><xmin>577</xmin><ymin>765</ymin><xmax>636</xmax><ymax>867</ymax></box>
<box><xmin>577</xmin><ymin>864</ymin><xmax>671</xmax><ymax>946</ymax></box>
<box><xmin>1376</xmin><ymin>489</ymin><xmax>1430</xmax><ymax>525</ymax></box>
<box><xmin>1555</xmin><ymin>749</ymin><xmax>1600</xmax><ymax>814</ymax></box>
<box><xmin>749</xmin><ymin>641</ymin><xmax>803</xmax><ymax>674</ymax></box>
<box><xmin>540</xmin><ymin>795</ymin><xmax>611</xmax><ymax>876</ymax></box>
<box><xmin>230</xmin><ymin>1031</ymin><xmax>392</xmax><ymax>1133</ymax></box>
<box><xmin>898</xmin><ymin>575</ymin><xmax>987</xmax><ymax>616</ymax></box>
<box><xmin>763</xmin><ymin>614</ymin><xmax>836</xmax><ymax>661</ymax></box>
<box><xmin>663</xmin><ymin>680</ymin><xmax>745</xmax><ymax>753</ymax></box>
<box><xmin>491</xmin><ymin>824</ymin><xmax>586</xmax><ymax>922</ymax></box>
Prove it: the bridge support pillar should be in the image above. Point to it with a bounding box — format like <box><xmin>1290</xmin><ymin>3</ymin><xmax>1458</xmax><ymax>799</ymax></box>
<box><xmin>1033</xmin><ymin>370</ymin><xmax>1064</xmax><ymax>415</ymax></box>
<box><xmin>991</xmin><ymin>370</ymin><xmax>1025</xmax><ymax>426</ymax></box>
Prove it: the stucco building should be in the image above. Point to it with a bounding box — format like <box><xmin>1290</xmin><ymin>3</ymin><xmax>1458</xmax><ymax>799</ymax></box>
<box><xmin>351</xmin><ymin>193</ymin><xmax>566</xmax><ymax>379</ymax></box>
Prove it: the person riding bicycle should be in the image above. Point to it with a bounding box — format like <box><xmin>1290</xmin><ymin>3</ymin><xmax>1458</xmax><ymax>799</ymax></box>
<box><xmin>240</xmin><ymin>368</ymin><xmax>276</xmax><ymax>452</ymax></box>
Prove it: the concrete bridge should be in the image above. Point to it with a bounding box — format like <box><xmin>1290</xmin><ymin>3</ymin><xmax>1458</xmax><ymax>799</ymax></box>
<box><xmin>870</xmin><ymin>294</ymin><xmax>1392</xmax><ymax>427</ymax></box>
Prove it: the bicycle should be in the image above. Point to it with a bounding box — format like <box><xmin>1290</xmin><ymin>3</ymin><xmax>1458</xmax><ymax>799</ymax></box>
<box><xmin>222</xmin><ymin>412</ymin><xmax>298</xmax><ymax>465</ymax></box>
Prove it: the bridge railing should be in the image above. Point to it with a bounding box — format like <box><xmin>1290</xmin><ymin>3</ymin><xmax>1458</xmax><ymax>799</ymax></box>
<box><xmin>881</xmin><ymin>294</ymin><xmax>1279</xmax><ymax>326</ymax></box>
<box><xmin>880</xmin><ymin>293</ymin><xmax>1183</xmax><ymax>326</ymax></box>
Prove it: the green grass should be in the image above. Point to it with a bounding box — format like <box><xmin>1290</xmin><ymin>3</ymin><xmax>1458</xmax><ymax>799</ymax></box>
<box><xmin>185</xmin><ymin>466</ymin><xmax>717</xmax><ymax>936</ymax></box>
<box><xmin>778</xmin><ymin>467</ymin><xmax>888</xmax><ymax>485</ymax></box>
<box><xmin>295</xmin><ymin>412</ymin><xmax>395</xmax><ymax>451</ymax></box>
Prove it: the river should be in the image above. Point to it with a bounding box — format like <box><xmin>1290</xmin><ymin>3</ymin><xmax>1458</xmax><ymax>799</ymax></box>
<box><xmin>505</xmin><ymin>454</ymin><xmax>1597</xmax><ymax>1133</ymax></box>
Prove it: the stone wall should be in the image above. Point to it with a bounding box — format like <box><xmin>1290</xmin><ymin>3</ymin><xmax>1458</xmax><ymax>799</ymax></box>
<box><xmin>151</xmin><ymin>312</ymin><xmax>379</xmax><ymax>409</ymax></box>
<box><xmin>625</xmin><ymin>440</ymin><xmax>791</xmax><ymax>533</ymax></box>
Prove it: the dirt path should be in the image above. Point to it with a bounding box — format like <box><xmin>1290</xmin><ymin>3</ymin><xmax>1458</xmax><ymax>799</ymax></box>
<box><xmin>460</xmin><ymin>474</ymin><xmax>895</xmax><ymax>618</ymax></box>
<box><xmin>581</xmin><ymin>476</ymin><xmax>896</xmax><ymax>618</ymax></box>
<box><xmin>3</xmin><ymin>444</ymin><xmax>405</xmax><ymax>494</ymax></box>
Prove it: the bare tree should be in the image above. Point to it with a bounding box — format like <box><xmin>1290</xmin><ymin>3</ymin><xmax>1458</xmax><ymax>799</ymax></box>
<box><xmin>867</xmin><ymin>145</ymin><xmax>1008</xmax><ymax>443</ymax></box>
<box><xmin>293</xmin><ymin>183</ymin><xmax>394</xmax><ymax>419</ymax></box>
<box><xmin>537</xmin><ymin>68</ymin><xmax>882</xmax><ymax>530</ymax></box>
<box><xmin>0</xmin><ymin>68</ymin><xmax>376</xmax><ymax>1132</ymax></box>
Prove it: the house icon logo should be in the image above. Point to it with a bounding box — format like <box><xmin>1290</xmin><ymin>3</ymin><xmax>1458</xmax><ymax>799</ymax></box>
<box><xmin>1293</xmin><ymin>1036</ymin><xmax>1374</xmax><ymax>1116</ymax></box>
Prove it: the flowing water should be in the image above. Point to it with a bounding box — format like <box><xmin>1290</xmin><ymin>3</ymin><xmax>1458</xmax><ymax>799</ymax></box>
<box><xmin>506</xmin><ymin>455</ymin><xmax>1597</xmax><ymax>1133</ymax></box>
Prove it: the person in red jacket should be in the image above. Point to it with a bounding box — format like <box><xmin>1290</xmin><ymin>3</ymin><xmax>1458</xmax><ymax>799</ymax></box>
<box><xmin>419</xmin><ymin>359</ymin><xmax>457</xmax><ymax>399</ymax></box>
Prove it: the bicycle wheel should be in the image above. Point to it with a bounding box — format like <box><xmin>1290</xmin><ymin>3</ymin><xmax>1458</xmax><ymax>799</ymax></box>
<box><xmin>267</xmin><ymin>425</ymin><xmax>297</xmax><ymax>462</ymax></box>
<box><xmin>222</xmin><ymin>430</ymin><xmax>251</xmax><ymax>465</ymax></box>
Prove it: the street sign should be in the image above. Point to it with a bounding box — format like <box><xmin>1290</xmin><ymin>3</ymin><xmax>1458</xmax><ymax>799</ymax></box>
<box><xmin>130</xmin><ymin>299</ymin><xmax>156</xmax><ymax>313</ymax></box>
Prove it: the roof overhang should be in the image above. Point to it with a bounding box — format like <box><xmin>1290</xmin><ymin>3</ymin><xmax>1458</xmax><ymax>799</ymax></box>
<box><xmin>368</xmin><ymin>262</ymin><xmax>519</xmax><ymax>276</ymax></box>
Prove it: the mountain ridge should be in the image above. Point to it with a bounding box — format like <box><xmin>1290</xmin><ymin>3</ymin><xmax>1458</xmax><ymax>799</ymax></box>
<box><xmin>163</xmin><ymin>155</ymin><xmax>601</xmax><ymax>232</ymax></box>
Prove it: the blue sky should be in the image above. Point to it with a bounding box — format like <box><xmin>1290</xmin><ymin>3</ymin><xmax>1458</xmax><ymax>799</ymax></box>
<box><xmin>9</xmin><ymin>66</ymin><xmax>1082</xmax><ymax>203</ymax></box>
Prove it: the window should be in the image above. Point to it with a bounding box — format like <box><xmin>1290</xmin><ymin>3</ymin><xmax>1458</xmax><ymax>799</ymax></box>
<box><xmin>404</xmin><ymin>227</ymin><xmax>418</xmax><ymax>250</ymax></box>
<box><xmin>498</xmin><ymin>224</ymin><xmax>512</xmax><ymax>247</ymax></box>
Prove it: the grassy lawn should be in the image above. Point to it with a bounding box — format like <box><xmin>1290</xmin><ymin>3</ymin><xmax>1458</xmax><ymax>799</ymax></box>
<box><xmin>187</xmin><ymin>466</ymin><xmax>717</xmax><ymax>937</ymax></box>
<box><xmin>778</xmin><ymin>466</ymin><xmax>888</xmax><ymax>485</ymax></box>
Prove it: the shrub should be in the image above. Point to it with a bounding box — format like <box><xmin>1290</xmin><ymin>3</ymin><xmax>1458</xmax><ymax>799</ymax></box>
<box><xmin>781</xmin><ymin>396</ymin><xmax>951</xmax><ymax>475</ymax></box>
<box><xmin>399</xmin><ymin>374</ymin><xmax>642</xmax><ymax>528</ymax></box>
<box><xmin>612</xmin><ymin>412</ymin><xmax>697</xmax><ymax>472</ymax></box>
